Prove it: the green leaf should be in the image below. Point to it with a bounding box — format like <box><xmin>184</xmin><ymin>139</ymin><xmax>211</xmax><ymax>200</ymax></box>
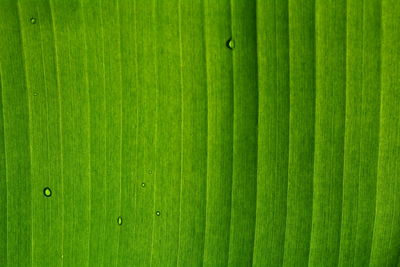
<box><xmin>0</xmin><ymin>0</ymin><xmax>399</xmax><ymax>266</ymax></box>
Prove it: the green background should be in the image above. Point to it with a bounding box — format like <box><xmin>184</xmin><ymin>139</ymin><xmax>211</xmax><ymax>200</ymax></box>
<box><xmin>0</xmin><ymin>0</ymin><xmax>399</xmax><ymax>266</ymax></box>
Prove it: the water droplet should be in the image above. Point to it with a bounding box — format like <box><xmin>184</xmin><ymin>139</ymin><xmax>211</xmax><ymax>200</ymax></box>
<box><xmin>148</xmin><ymin>170</ymin><xmax>152</xmax><ymax>175</ymax></box>
<box><xmin>33</xmin><ymin>92</ymin><xmax>38</xmax><ymax>96</ymax></box>
<box><xmin>141</xmin><ymin>182</ymin><xmax>145</xmax><ymax>188</ymax></box>
<box><xmin>117</xmin><ymin>216</ymin><xmax>122</xmax><ymax>225</ymax></box>
<box><xmin>43</xmin><ymin>187</ymin><xmax>52</xmax><ymax>197</ymax></box>
<box><xmin>30</xmin><ymin>18</ymin><xmax>37</xmax><ymax>24</ymax></box>
<box><xmin>227</xmin><ymin>38</ymin><xmax>235</xmax><ymax>49</ymax></box>
<box><xmin>156</xmin><ymin>211</ymin><xmax>161</xmax><ymax>216</ymax></box>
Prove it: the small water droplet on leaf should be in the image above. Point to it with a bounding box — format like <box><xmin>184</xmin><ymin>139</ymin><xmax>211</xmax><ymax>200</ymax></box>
<box><xmin>117</xmin><ymin>216</ymin><xmax>122</xmax><ymax>225</ymax></box>
<box><xmin>30</xmin><ymin>18</ymin><xmax>37</xmax><ymax>24</ymax></box>
<box><xmin>43</xmin><ymin>187</ymin><xmax>52</xmax><ymax>197</ymax></box>
<box><xmin>227</xmin><ymin>38</ymin><xmax>235</xmax><ymax>49</ymax></box>
<box><xmin>156</xmin><ymin>211</ymin><xmax>161</xmax><ymax>216</ymax></box>
<box><xmin>141</xmin><ymin>182</ymin><xmax>145</xmax><ymax>188</ymax></box>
